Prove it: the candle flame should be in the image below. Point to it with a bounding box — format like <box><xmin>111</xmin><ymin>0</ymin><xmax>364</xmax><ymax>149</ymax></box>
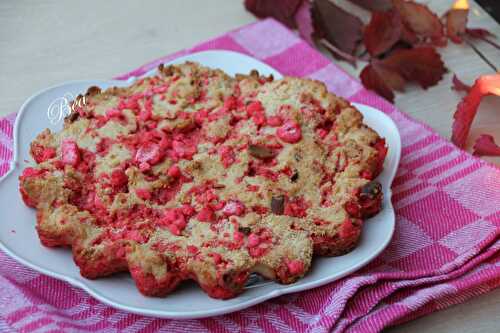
<box><xmin>452</xmin><ymin>0</ymin><xmax>469</xmax><ymax>10</ymax></box>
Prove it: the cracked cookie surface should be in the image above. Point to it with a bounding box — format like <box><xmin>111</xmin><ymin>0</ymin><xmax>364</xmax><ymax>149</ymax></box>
<box><xmin>19</xmin><ymin>62</ymin><xmax>386</xmax><ymax>299</ymax></box>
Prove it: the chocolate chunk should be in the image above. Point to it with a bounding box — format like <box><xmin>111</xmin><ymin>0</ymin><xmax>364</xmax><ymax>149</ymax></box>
<box><xmin>249</xmin><ymin>69</ymin><xmax>260</xmax><ymax>78</ymax></box>
<box><xmin>291</xmin><ymin>171</ymin><xmax>299</xmax><ymax>182</ymax></box>
<box><xmin>223</xmin><ymin>269</ymin><xmax>248</xmax><ymax>292</ymax></box>
<box><xmin>358</xmin><ymin>181</ymin><xmax>383</xmax><ymax>218</ymax></box>
<box><xmin>65</xmin><ymin>111</ymin><xmax>79</xmax><ymax>123</ymax></box>
<box><xmin>271</xmin><ymin>195</ymin><xmax>285</xmax><ymax>215</ymax></box>
<box><xmin>238</xmin><ymin>226</ymin><xmax>252</xmax><ymax>235</ymax></box>
<box><xmin>248</xmin><ymin>144</ymin><xmax>276</xmax><ymax>159</ymax></box>
<box><xmin>160</xmin><ymin>64</ymin><xmax>175</xmax><ymax>76</ymax></box>
<box><xmin>85</xmin><ymin>86</ymin><xmax>101</xmax><ymax>96</ymax></box>
<box><xmin>360</xmin><ymin>181</ymin><xmax>382</xmax><ymax>200</ymax></box>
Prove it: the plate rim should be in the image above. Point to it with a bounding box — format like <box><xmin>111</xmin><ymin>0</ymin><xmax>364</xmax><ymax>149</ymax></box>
<box><xmin>0</xmin><ymin>50</ymin><xmax>401</xmax><ymax>319</ymax></box>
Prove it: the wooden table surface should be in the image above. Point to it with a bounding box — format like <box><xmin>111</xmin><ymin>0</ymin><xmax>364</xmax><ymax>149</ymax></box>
<box><xmin>1</xmin><ymin>0</ymin><xmax>499</xmax><ymax>332</ymax></box>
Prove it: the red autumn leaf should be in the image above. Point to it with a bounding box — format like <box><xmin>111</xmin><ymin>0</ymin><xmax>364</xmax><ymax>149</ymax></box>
<box><xmin>381</xmin><ymin>47</ymin><xmax>446</xmax><ymax>89</ymax></box>
<box><xmin>466</xmin><ymin>28</ymin><xmax>500</xmax><ymax>50</ymax></box>
<box><xmin>295</xmin><ymin>0</ymin><xmax>314</xmax><ymax>45</ymax></box>
<box><xmin>451</xmin><ymin>74</ymin><xmax>500</xmax><ymax>148</ymax></box>
<box><xmin>452</xmin><ymin>74</ymin><xmax>472</xmax><ymax>93</ymax></box>
<box><xmin>360</xmin><ymin>61</ymin><xmax>405</xmax><ymax>102</ymax></box>
<box><xmin>473</xmin><ymin>134</ymin><xmax>500</xmax><ymax>157</ymax></box>
<box><xmin>360</xmin><ymin>47</ymin><xmax>445</xmax><ymax>102</ymax></box>
<box><xmin>360</xmin><ymin>65</ymin><xmax>394</xmax><ymax>102</ymax></box>
<box><xmin>393</xmin><ymin>0</ymin><xmax>446</xmax><ymax>46</ymax></box>
<box><xmin>348</xmin><ymin>0</ymin><xmax>393</xmax><ymax>11</ymax></box>
<box><xmin>466</xmin><ymin>28</ymin><xmax>494</xmax><ymax>39</ymax></box>
<box><xmin>319</xmin><ymin>38</ymin><xmax>358</xmax><ymax>66</ymax></box>
<box><xmin>363</xmin><ymin>10</ymin><xmax>402</xmax><ymax>56</ymax></box>
<box><xmin>312</xmin><ymin>0</ymin><xmax>363</xmax><ymax>55</ymax></box>
<box><xmin>401</xmin><ymin>24</ymin><xmax>419</xmax><ymax>45</ymax></box>
<box><xmin>445</xmin><ymin>0</ymin><xmax>469</xmax><ymax>44</ymax></box>
<box><xmin>372</xmin><ymin>61</ymin><xmax>406</xmax><ymax>93</ymax></box>
<box><xmin>244</xmin><ymin>0</ymin><xmax>303</xmax><ymax>28</ymax></box>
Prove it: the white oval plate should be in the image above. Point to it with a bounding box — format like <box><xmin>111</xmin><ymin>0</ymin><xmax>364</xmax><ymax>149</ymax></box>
<box><xmin>0</xmin><ymin>51</ymin><xmax>401</xmax><ymax>319</ymax></box>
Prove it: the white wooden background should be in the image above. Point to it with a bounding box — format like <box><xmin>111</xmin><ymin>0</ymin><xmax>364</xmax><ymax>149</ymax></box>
<box><xmin>0</xmin><ymin>1</ymin><xmax>499</xmax><ymax>332</ymax></box>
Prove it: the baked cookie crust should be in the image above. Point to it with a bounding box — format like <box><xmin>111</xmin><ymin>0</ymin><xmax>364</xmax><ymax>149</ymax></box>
<box><xmin>19</xmin><ymin>62</ymin><xmax>386</xmax><ymax>299</ymax></box>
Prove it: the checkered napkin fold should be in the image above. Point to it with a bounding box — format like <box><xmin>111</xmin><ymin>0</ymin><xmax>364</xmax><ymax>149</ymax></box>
<box><xmin>0</xmin><ymin>19</ymin><xmax>499</xmax><ymax>333</ymax></box>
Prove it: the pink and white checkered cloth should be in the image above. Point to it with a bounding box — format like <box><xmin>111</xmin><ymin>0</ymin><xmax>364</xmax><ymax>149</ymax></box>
<box><xmin>1</xmin><ymin>19</ymin><xmax>499</xmax><ymax>333</ymax></box>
